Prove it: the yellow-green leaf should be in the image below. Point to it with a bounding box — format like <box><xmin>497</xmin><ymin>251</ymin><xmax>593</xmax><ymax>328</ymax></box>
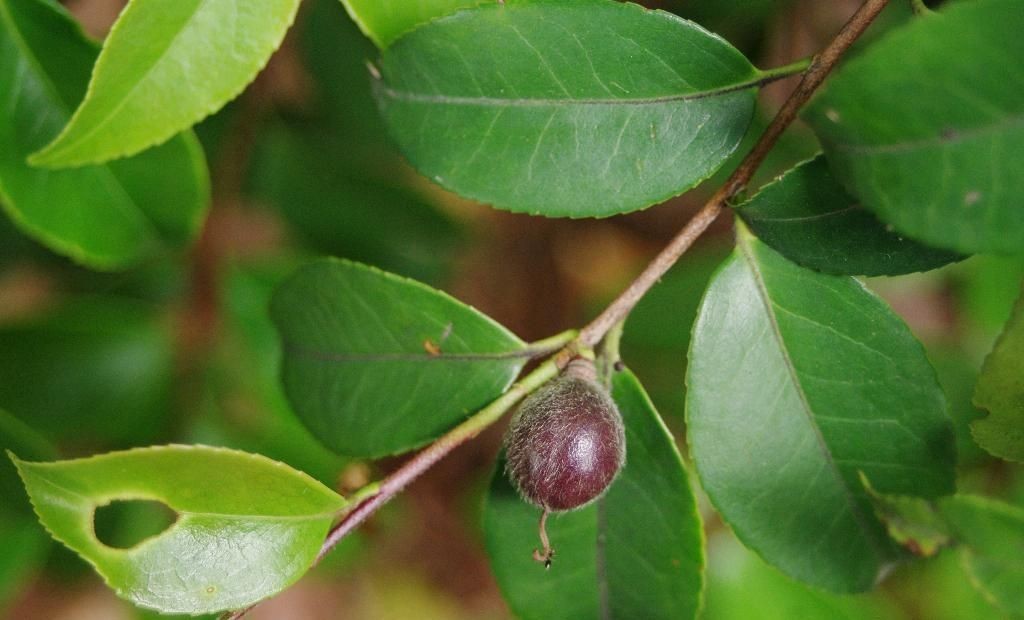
<box><xmin>11</xmin><ymin>445</ymin><xmax>346</xmax><ymax>615</ymax></box>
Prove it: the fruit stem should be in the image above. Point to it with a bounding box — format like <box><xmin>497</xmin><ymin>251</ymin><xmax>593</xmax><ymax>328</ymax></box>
<box><xmin>532</xmin><ymin>508</ymin><xmax>554</xmax><ymax>569</ymax></box>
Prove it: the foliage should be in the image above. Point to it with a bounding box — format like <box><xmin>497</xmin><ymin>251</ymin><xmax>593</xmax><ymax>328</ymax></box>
<box><xmin>1</xmin><ymin>0</ymin><xmax>1022</xmax><ymax>617</ymax></box>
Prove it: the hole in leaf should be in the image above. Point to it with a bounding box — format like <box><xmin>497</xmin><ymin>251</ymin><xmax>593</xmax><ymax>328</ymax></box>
<box><xmin>93</xmin><ymin>499</ymin><xmax>178</xmax><ymax>549</ymax></box>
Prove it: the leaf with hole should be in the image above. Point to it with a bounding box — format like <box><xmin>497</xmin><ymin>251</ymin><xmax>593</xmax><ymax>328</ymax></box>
<box><xmin>28</xmin><ymin>0</ymin><xmax>301</xmax><ymax>166</ymax></box>
<box><xmin>485</xmin><ymin>369</ymin><xmax>704</xmax><ymax>620</ymax></box>
<box><xmin>804</xmin><ymin>0</ymin><xmax>1024</xmax><ymax>255</ymax></box>
<box><xmin>737</xmin><ymin>156</ymin><xmax>961</xmax><ymax>276</ymax></box>
<box><xmin>0</xmin><ymin>0</ymin><xmax>208</xmax><ymax>269</ymax></box>
<box><xmin>375</xmin><ymin>0</ymin><xmax>760</xmax><ymax>217</ymax></box>
<box><xmin>271</xmin><ymin>258</ymin><xmax>528</xmax><ymax>457</ymax></box>
<box><xmin>10</xmin><ymin>445</ymin><xmax>346</xmax><ymax>615</ymax></box>
<box><xmin>341</xmin><ymin>0</ymin><xmax>484</xmax><ymax>48</ymax></box>
<box><xmin>686</xmin><ymin>227</ymin><xmax>956</xmax><ymax>592</ymax></box>
<box><xmin>972</xmin><ymin>285</ymin><xmax>1024</xmax><ymax>463</ymax></box>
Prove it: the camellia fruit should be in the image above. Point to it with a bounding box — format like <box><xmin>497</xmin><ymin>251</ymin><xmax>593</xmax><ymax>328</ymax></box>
<box><xmin>503</xmin><ymin>357</ymin><xmax>626</xmax><ymax>566</ymax></box>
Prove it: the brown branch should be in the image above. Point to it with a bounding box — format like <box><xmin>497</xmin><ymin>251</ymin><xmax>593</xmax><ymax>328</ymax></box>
<box><xmin>222</xmin><ymin>1</ymin><xmax>890</xmax><ymax>617</ymax></box>
<box><xmin>578</xmin><ymin>0</ymin><xmax>890</xmax><ymax>348</ymax></box>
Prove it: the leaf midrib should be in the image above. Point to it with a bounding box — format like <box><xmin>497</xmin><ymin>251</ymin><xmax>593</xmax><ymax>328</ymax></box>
<box><xmin>28</xmin><ymin>468</ymin><xmax>343</xmax><ymax>521</ymax></box>
<box><xmin>281</xmin><ymin>342</ymin><xmax>535</xmax><ymax>363</ymax></box>
<box><xmin>827</xmin><ymin>112</ymin><xmax>1024</xmax><ymax>156</ymax></box>
<box><xmin>736</xmin><ymin>232</ymin><xmax>887</xmax><ymax>563</ymax></box>
<box><xmin>376</xmin><ymin>71</ymin><xmax>764</xmax><ymax>108</ymax></box>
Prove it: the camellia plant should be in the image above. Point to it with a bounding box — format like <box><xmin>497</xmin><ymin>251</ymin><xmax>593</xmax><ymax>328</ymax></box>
<box><xmin>1</xmin><ymin>0</ymin><xmax>1022</xmax><ymax>618</ymax></box>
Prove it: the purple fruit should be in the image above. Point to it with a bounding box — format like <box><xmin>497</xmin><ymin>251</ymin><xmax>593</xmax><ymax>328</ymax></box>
<box><xmin>504</xmin><ymin>359</ymin><xmax>626</xmax><ymax>512</ymax></box>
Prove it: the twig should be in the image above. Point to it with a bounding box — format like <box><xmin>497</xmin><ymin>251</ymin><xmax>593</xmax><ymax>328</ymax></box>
<box><xmin>222</xmin><ymin>1</ymin><xmax>890</xmax><ymax>616</ymax></box>
<box><xmin>578</xmin><ymin>0</ymin><xmax>890</xmax><ymax>348</ymax></box>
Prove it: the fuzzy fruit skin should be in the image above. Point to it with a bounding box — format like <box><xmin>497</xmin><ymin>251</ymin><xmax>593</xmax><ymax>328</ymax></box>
<box><xmin>504</xmin><ymin>362</ymin><xmax>626</xmax><ymax>512</ymax></box>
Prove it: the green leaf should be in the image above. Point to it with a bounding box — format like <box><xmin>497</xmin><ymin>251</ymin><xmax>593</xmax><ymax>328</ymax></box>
<box><xmin>686</xmin><ymin>227</ymin><xmax>956</xmax><ymax>593</ymax></box>
<box><xmin>939</xmin><ymin>495</ymin><xmax>1024</xmax><ymax>617</ymax></box>
<box><xmin>804</xmin><ymin>0</ymin><xmax>1024</xmax><ymax>255</ymax></box>
<box><xmin>0</xmin><ymin>0</ymin><xmax>208</xmax><ymax>269</ymax></box>
<box><xmin>375</xmin><ymin>0</ymin><xmax>760</xmax><ymax>217</ymax></box>
<box><xmin>0</xmin><ymin>298</ymin><xmax>174</xmax><ymax>446</ymax></box>
<box><xmin>341</xmin><ymin>0</ymin><xmax>483</xmax><ymax>48</ymax></box>
<box><xmin>271</xmin><ymin>258</ymin><xmax>528</xmax><ymax>457</ymax></box>
<box><xmin>484</xmin><ymin>369</ymin><xmax>704</xmax><ymax>620</ymax></box>
<box><xmin>972</xmin><ymin>285</ymin><xmax>1024</xmax><ymax>463</ymax></box>
<box><xmin>737</xmin><ymin>156</ymin><xmax>961</xmax><ymax>276</ymax></box>
<box><xmin>28</xmin><ymin>0</ymin><xmax>301</xmax><ymax>166</ymax></box>
<box><xmin>11</xmin><ymin>445</ymin><xmax>346</xmax><ymax>615</ymax></box>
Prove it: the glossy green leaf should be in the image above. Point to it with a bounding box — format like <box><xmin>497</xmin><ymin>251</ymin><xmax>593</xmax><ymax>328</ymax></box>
<box><xmin>686</xmin><ymin>227</ymin><xmax>956</xmax><ymax>593</ymax></box>
<box><xmin>972</xmin><ymin>285</ymin><xmax>1024</xmax><ymax>463</ymax></box>
<box><xmin>28</xmin><ymin>0</ymin><xmax>301</xmax><ymax>166</ymax></box>
<box><xmin>737</xmin><ymin>156</ymin><xmax>961</xmax><ymax>276</ymax></box>
<box><xmin>485</xmin><ymin>369</ymin><xmax>704</xmax><ymax>620</ymax></box>
<box><xmin>341</xmin><ymin>0</ymin><xmax>483</xmax><ymax>48</ymax></box>
<box><xmin>271</xmin><ymin>258</ymin><xmax>528</xmax><ymax>457</ymax></box>
<box><xmin>0</xmin><ymin>0</ymin><xmax>208</xmax><ymax>269</ymax></box>
<box><xmin>11</xmin><ymin>445</ymin><xmax>346</xmax><ymax>615</ymax></box>
<box><xmin>804</xmin><ymin>0</ymin><xmax>1024</xmax><ymax>255</ymax></box>
<box><xmin>375</xmin><ymin>0</ymin><xmax>759</xmax><ymax>217</ymax></box>
<box><xmin>940</xmin><ymin>495</ymin><xmax>1024</xmax><ymax>617</ymax></box>
<box><xmin>0</xmin><ymin>298</ymin><xmax>174</xmax><ymax>447</ymax></box>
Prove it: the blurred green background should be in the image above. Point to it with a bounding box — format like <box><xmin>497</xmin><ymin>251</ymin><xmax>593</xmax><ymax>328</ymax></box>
<box><xmin>1</xmin><ymin>0</ymin><xmax>1020</xmax><ymax>618</ymax></box>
